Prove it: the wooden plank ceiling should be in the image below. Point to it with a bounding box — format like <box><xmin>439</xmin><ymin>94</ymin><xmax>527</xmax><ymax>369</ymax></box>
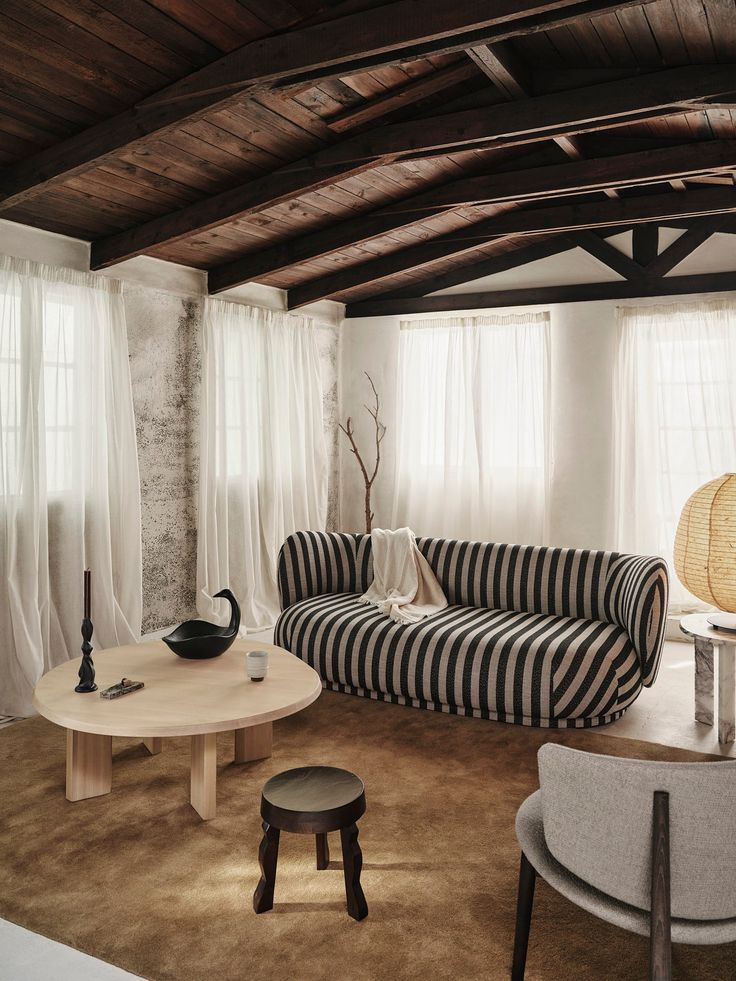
<box><xmin>1</xmin><ymin>0</ymin><xmax>735</xmax><ymax>313</ymax></box>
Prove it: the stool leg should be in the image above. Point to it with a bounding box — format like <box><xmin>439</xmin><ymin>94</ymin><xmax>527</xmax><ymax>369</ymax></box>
<box><xmin>340</xmin><ymin>823</ymin><xmax>368</xmax><ymax>921</ymax></box>
<box><xmin>316</xmin><ymin>832</ymin><xmax>330</xmax><ymax>870</ymax></box>
<box><xmin>253</xmin><ymin>821</ymin><xmax>280</xmax><ymax>914</ymax></box>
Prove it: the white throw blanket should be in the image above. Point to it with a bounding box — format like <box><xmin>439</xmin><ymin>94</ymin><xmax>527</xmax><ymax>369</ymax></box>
<box><xmin>359</xmin><ymin>527</ymin><xmax>448</xmax><ymax>624</ymax></box>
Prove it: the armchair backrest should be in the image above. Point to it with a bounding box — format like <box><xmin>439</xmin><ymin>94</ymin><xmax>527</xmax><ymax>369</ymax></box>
<box><xmin>537</xmin><ymin>743</ymin><xmax>736</xmax><ymax>921</ymax></box>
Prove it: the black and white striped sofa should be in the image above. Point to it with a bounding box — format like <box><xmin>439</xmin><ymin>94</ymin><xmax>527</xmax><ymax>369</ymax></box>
<box><xmin>275</xmin><ymin>532</ymin><xmax>668</xmax><ymax>729</ymax></box>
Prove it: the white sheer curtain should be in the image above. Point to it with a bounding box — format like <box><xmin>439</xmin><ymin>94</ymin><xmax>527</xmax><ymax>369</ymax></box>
<box><xmin>197</xmin><ymin>298</ymin><xmax>327</xmax><ymax>630</ymax></box>
<box><xmin>392</xmin><ymin>313</ymin><xmax>550</xmax><ymax>543</ymax></box>
<box><xmin>0</xmin><ymin>255</ymin><xmax>141</xmax><ymax>718</ymax></box>
<box><xmin>613</xmin><ymin>299</ymin><xmax>736</xmax><ymax>612</ymax></box>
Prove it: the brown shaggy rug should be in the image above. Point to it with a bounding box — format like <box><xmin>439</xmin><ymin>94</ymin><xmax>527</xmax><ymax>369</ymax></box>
<box><xmin>0</xmin><ymin>690</ymin><xmax>732</xmax><ymax>981</ymax></box>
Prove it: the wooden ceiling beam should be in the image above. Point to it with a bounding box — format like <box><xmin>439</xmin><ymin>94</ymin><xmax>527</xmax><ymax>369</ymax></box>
<box><xmin>632</xmin><ymin>225</ymin><xmax>659</xmax><ymax>265</ymax></box>
<box><xmin>92</xmin><ymin>66</ymin><xmax>736</xmax><ymax>269</ymax></box>
<box><xmin>0</xmin><ymin>0</ymin><xmax>654</xmax><ymax>210</ymax></box>
<box><xmin>344</xmin><ymin>271</ymin><xmax>736</xmax><ymax>318</ymax></box>
<box><xmin>207</xmin><ymin>140</ymin><xmax>736</xmax><ymax>292</ymax></box>
<box><xmin>644</xmin><ymin>217</ymin><xmax>728</xmax><ymax>277</ymax></box>
<box><xmin>285</xmin><ymin>186</ymin><xmax>736</xmax><ymax>307</ymax></box>
<box><xmin>155</xmin><ymin>0</ymin><xmax>657</xmax><ymax>104</ymax></box>
<box><xmin>325</xmin><ymin>61</ymin><xmax>480</xmax><ymax>133</ymax></box>
<box><xmin>467</xmin><ymin>41</ymin><xmax>616</xmax><ymax>195</ymax></box>
<box><xmin>466</xmin><ymin>42</ymin><xmax>530</xmax><ymax>99</ymax></box>
<box><xmin>373</xmin><ymin>226</ymin><xmax>639</xmax><ymax>300</ymax></box>
<box><xmin>369</xmin><ymin>234</ymin><xmax>581</xmax><ymax>300</ymax></box>
<box><xmin>574</xmin><ymin>230</ymin><xmax>648</xmax><ymax>280</ymax></box>
<box><xmin>290</xmin><ymin>65</ymin><xmax>728</xmax><ymax>168</ymax></box>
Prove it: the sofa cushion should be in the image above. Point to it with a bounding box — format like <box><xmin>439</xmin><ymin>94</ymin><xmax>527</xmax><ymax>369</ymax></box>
<box><xmin>275</xmin><ymin>594</ymin><xmax>642</xmax><ymax>726</ymax></box>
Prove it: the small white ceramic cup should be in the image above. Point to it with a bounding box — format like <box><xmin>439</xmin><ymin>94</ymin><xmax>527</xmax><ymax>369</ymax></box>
<box><xmin>246</xmin><ymin>649</ymin><xmax>269</xmax><ymax>682</ymax></box>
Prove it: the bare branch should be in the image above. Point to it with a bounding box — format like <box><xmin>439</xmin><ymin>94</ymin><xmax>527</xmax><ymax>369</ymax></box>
<box><xmin>339</xmin><ymin>372</ymin><xmax>386</xmax><ymax>533</ymax></box>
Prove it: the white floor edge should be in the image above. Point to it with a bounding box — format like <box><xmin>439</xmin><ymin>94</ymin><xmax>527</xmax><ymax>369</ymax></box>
<box><xmin>2</xmin><ymin>633</ymin><xmax>732</xmax><ymax>980</ymax></box>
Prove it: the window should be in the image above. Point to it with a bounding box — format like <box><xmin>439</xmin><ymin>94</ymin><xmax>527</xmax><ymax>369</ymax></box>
<box><xmin>613</xmin><ymin>300</ymin><xmax>736</xmax><ymax>611</ymax></box>
<box><xmin>0</xmin><ymin>255</ymin><xmax>141</xmax><ymax>719</ymax></box>
<box><xmin>199</xmin><ymin>299</ymin><xmax>327</xmax><ymax>630</ymax></box>
<box><xmin>0</xmin><ymin>289</ymin><xmax>77</xmax><ymax>496</ymax></box>
<box><xmin>392</xmin><ymin>313</ymin><xmax>550</xmax><ymax>544</ymax></box>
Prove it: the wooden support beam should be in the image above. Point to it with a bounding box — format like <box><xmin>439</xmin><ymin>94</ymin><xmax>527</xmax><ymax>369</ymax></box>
<box><xmin>92</xmin><ymin>67</ymin><xmax>736</xmax><ymax>270</ymax></box>
<box><xmin>467</xmin><ymin>41</ymin><xmax>616</xmax><ymax>195</ymax></box>
<box><xmin>645</xmin><ymin>217</ymin><xmax>727</xmax><ymax>277</ymax></box>
<box><xmin>466</xmin><ymin>42</ymin><xmax>530</xmax><ymax>98</ymax></box>
<box><xmin>296</xmin><ymin>65</ymin><xmax>726</xmax><ymax>169</ymax></box>
<box><xmin>208</xmin><ymin>140</ymin><xmax>736</xmax><ymax>291</ymax></box>
<box><xmin>156</xmin><ymin>0</ymin><xmax>657</xmax><ymax>105</ymax></box>
<box><xmin>384</xmin><ymin>140</ymin><xmax>736</xmax><ymax>214</ymax></box>
<box><xmin>0</xmin><ymin>0</ymin><xmax>654</xmax><ymax>210</ymax></box>
<box><xmin>633</xmin><ymin>225</ymin><xmax>659</xmax><ymax>265</ymax></box>
<box><xmin>574</xmin><ymin>230</ymin><xmax>648</xmax><ymax>280</ymax></box>
<box><xmin>371</xmin><ymin>234</ymin><xmax>579</xmax><ymax>300</ymax></box>
<box><xmin>286</xmin><ymin>186</ymin><xmax>736</xmax><ymax>307</ymax></box>
<box><xmin>325</xmin><ymin>61</ymin><xmax>480</xmax><ymax>133</ymax></box>
<box><xmin>344</xmin><ymin>271</ymin><xmax>736</xmax><ymax>318</ymax></box>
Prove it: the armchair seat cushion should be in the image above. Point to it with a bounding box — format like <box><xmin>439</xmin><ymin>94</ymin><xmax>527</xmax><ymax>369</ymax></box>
<box><xmin>517</xmin><ymin>791</ymin><xmax>736</xmax><ymax>945</ymax></box>
<box><xmin>275</xmin><ymin>593</ymin><xmax>642</xmax><ymax>727</ymax></box>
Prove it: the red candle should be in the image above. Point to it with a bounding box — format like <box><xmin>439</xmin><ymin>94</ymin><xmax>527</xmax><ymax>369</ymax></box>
<box><xmin>84</xmin><ymin>569</ymin><xmax>91</xmax><ymax>621</ymax></box>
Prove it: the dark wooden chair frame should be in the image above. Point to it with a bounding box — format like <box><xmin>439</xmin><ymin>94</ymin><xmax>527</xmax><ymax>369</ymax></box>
<box><xmin>511</xmin><ymin>790</ymin><xmax>671</xmax><ymax>980</ymax></box>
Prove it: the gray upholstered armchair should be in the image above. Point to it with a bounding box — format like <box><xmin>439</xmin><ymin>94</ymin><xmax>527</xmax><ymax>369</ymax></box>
<box><xmin>513</xmin><ymin>744</ymin><xmax>736</xmax><ymax>980</ymax></box>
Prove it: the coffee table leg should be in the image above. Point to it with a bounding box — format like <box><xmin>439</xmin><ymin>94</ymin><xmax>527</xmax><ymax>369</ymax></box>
<box><xmin>66</xmin><ymin>729</ymin><xmax>112</xmax><ymax>802</ymax></box>
<box><xmin>234</xmin><ymin>722</ymin><xmax>272</xmax><ymax>763</ymax></box>
<box><xmin>694</xmin><ymin>638</ymin><xmax>714</xmax><ymax>726</ymax></box>
<box><xmin>143</xmin><ymin>737</ymin><xmax>163</xmax><ymax>755</ymax></box>
<box><xmin>191</xmin><ymin>732</ymin><xmax>217</xmax><ymax>820</ymax></box>
<box><xmin>718</xmin><ymin>643</ymin><xmax>736</xmax><ymax>744</ymax></box>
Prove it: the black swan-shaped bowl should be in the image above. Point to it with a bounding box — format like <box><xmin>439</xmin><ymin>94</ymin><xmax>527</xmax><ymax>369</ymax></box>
<box><xmin>162</xmin><ymin>589</ymin><xmax>241</xmax><ymax>660</ymax></box>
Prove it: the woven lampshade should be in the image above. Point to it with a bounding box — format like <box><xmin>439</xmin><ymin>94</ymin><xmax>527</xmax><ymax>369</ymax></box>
<box><xmin>674</xmin><ymin>473</ymin><xmax>736</xmax><ymax>611</ymax></box>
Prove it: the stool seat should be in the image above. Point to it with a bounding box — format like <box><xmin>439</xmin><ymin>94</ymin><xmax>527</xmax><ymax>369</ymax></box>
<box><xmin>261</xmin><ymin>766</ymin><xmax>366</xmax><ymax>833</ymax></box>
<box><xmin>253</xmin><ymin>765</ymin><xmax>368</xmax><ymax>921</ymax></box>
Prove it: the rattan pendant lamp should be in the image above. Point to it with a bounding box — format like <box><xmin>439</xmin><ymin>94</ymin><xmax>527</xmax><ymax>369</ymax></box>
<box><xmin>675</xmin><ymin>473</ymin><xmax>736</xmax><ymax>632</ymax></box>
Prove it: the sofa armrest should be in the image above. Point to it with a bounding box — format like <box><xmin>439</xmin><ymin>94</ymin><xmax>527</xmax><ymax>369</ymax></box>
<box><xmin>603</xmin><ymin>555</ymin><xmax>669</xmax><ymax>687</ymax></box>
<box><xmin>277</xmin><ymin>531</ymin><xmax>373</xmax><ymax>610</ymax></box>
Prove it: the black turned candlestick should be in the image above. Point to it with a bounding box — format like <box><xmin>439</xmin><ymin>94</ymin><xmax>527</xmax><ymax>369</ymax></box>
<box><xmin>75</xmin><ymin>568</ymin><xmax>97</xmax><ymax>693</ymax></box>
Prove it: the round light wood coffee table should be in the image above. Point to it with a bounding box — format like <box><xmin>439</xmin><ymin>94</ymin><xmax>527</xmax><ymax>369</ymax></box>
<box><xmin>33</xmin><ymin>639</ymin><xmax>321</xmax><ymax>820</ymax></box>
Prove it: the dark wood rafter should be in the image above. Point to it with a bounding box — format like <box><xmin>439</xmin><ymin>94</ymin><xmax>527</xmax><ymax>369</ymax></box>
<box><xmin>369</xmin><ymin>234</ymin><xmax>582</xmax><ymax>301</ymax></box>
<box><xmin>91</xmin><ymin>66</ymin><xmax>736</xmax><ymax>269</ymax></box>
<box><xmin>344</xmin><ymin>271</ymin><xmax>736</xmax><ymax>317</ymax></box>
<box><xmin>208</xmin><ymin>140</ymin><xmax>736</xmax><ymax>292</ymax></box>
<box><xmin>285</xmin><ymin>65</ymin><xmax>729</xmax><ymax>169</ymax></box>
<box><xmin>632</xmin><ymin>224</ymin><xmax>659</xmax><ymax>266</ymax></box>
<box><xmin>466</xmin><ymin>40</ymin><xmax>618</xmax><ymax>197</ymax></box>
<box><xmin>0</xmin><ymin>0</ymin><xmax>658</xmax><ymax>211</ymax></box>
<box><xmin>574</xmin><ymin>230</ymin><xmax>648</xmax><ymax>280</ymax></box>
<box><xmin>2</xmin><ymin>0</ymin><xmax>736</xmax><ymax>314</ymax></box>
<box><xmin>286</xmin><ymin>186</ymin><xmax>736</xmax><ymax>307</ymax></box>
<box><xmin>644</xmin><ymin>217</ymin><xmax>728</xmax><ymax>277</ymax></box>
<box><xmin>324</xmin><ymin>61</ymin><xmax>480</xmax><ymax>133</ymax></box>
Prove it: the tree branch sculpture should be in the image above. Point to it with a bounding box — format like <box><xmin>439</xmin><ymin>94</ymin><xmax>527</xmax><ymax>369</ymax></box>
<box><xmin>339</xmin><ymin>372</ymin><xmax>386</xmax><ymax>533</ymax></box>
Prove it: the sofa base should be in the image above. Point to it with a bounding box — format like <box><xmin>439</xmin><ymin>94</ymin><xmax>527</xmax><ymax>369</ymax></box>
<box><xmin>322</xmin><ymin>679</ymin><xmax>630</xmax><ymax>729</ymax></box>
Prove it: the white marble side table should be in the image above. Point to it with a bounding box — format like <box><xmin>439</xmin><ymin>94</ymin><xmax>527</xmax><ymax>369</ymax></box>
<box><xmin>680</xmin><ymin>613</ymin><xmax>736</xmax><ymax>744</ymax></box>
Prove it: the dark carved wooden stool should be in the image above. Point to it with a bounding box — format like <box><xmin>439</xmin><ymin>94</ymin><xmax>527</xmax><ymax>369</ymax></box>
<box><xmin>253</xmin><ymin>765</ymin><xmax>368</xmax><ymax>921</ymax></box>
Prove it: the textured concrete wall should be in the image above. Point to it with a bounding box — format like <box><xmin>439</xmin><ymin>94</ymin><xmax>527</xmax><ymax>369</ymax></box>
<box><xmin>125</xmin><ymin>286</ymin><xmax>341</xmax><ymax>634</ymax></box>
<box><xmin>124</xmin><ymin>286</ymin><xmax>202</xmax><ymax>634</ymax></box>
<box><xmin>316</xmin><ymin>324</ymin><xmax>341</xmax><ymax>532</ymax></box>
